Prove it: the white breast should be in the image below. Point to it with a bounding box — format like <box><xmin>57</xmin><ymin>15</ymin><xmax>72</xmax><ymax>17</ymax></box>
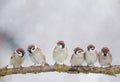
<box><xmin>29</xmin><ymin>52</ymin><xmax>44</xmax><ymax>64</ymax></box>
<box><xmin>85</xmin><ymin>50</ymin><xmax>98</xmax><ymax>65</ymax></box>
<box><xmin>71</xmin><ymin>53</ymin><xmax>84</xmax><ymax>66</ymax></box>
<box><xmin>99</xmin><ymin>53</ymin><xmax>112</xmax><ymax>66</ymax></box>
<box><xmin>53</xmin><ymin>47</ymin><xmax>68</xmax><ymax>64</ymax></box>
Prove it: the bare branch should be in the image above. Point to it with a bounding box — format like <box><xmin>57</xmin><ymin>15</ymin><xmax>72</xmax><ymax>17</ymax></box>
<box><xmin>0</xmin><ymin>65</ymin><xmax>120</xmax><ymax>77</ymax></box>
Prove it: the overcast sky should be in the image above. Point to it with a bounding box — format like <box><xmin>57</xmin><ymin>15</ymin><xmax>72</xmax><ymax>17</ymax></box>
<box><xmin>0</xmin><ymin>0</ymin><xmax>120</xmax><ymax>82</ymax></box>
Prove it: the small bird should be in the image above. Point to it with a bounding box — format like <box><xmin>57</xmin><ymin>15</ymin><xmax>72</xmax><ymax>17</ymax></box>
<box><xmin>27</xmin><ymin>44</ymin><xmax>49</xmax><ymax>66</ymax></box>
<box><xmin>98</xmin><ymin>47</ymin><xmax>112</xmax><ymax>67</ymax></box>
<box><xmin>53</xmin><ymin>40</ymin><xmax>68</xmax><ymax>65</ymax></box>
<box><xmin>85</xmin><ymin>44</ymin><xmax>98</xmax><ymax>66</ymax></box>
<box><xmin>70</xmin><ymin>47</ymin><xmax>85</xmax><ymax>66</ymax></box>
<box><xmin>10</xmin><ymin>48</ymin><xmax>25</xmax><ymax>68</ymax></box>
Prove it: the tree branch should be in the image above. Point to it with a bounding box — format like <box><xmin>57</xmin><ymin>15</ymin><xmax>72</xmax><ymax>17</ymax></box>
<box><xmin>0</xmin><ymin>65</ymin><xmax>120</xmax><ymax>77</ymax></box>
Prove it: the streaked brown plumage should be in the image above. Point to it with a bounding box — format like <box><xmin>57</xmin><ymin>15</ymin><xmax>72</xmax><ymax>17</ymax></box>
<box><xmin>10</xmin><ymin>48</ymin><xmax>25</xmax><ymax>68</ymax></box>
<box><xmin>85</xmin><ymin>44</ymin><xmax>98</xmax><ymax>66</ymax></box>
<box><xmin>70</xmin><ymin>47</ymin><xmax>84</xmax><ymax>66</ymax></box>
<box><xmin>28</xmin><ymin>44</ymin><xmax>48</xmax><ymax>66</ymax></box>
<box><xmin>98</xmin><ymin>47</ymin><xmax>112</xmax><ymax>67</ymax></box>
<box><xmin>53</xmin><ymin>40</ymin><xmax>68</xmax><ymax>65</ymax></box>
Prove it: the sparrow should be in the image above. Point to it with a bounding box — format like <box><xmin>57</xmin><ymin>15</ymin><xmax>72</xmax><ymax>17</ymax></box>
<box><xmin>70</xmin><ymin>47</ymin><xmax>84</xmax><ymax>66</ymax></box>
<box><xmin>98</xmin><ymin>47</ymin><xmax>112</xmax><ymax>67</ymax></box>
<box><xmin>85</xmin><ymin>44</ymin><xmax>98</xmax><ymax>66</ymax></box>
<box><xmin>10</xmin><ymin>48</ymin><xmax>25</xmax><ymax>68</ymax></box>
<box><xmin>27</xmin><ymin>44</ymin><xmax>49</xmax><ymax>66</ymax></box>
<box><xmin>53</xmin><ymin>40</ymin><xmax>68</xmax><ymax>65</ymax></box>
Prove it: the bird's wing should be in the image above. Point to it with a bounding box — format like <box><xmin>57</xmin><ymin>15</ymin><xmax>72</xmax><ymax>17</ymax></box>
<box><xmin>37</xmin><ymin>48</ymin><xmax>46</xmax><ymax>63</ymax></box>
<box><xmin>109</xmin><ymin>53</ymin><xmax>112</xmax><ymax>62</ymax></box>
<box><xmin>98</xmin><ymin>52</ymin><xmax>101</xmax><ymax>62</ymax></box>
<box><xmin>65</xmin><ymin>47</ymin><xmax>68</xmax><ymax>55</ymax></box>
<box><xmin>70</xmin><ymin>54</ymin><xmax>74</xmax><ymax>63</ymax></box>
<box><xmin>84</xmin><ymin>51</ymin><xmax>86</xmax><ymax>60</ymax></box>
<box><xmin>95</xmin><ymin>50</ymin><xmax>99</xmax><ymax>57</ymax></box>
<box><xmin>10</xmin><ymin>52</ymin><xmax>16</xmax><ymax>65</ymax></box>
<box><xmin>53</xmin><ymin>47</ymin><xmax>57</xmax><ymax>53</ymax></box>
<box><xmin>53</xmin><ymin>47</ymin><xmax>57</xmax><ymax>57</ymax></box>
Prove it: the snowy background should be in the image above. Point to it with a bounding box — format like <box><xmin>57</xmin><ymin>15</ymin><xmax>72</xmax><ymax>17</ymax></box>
<box><xmin>0</xmin><ymin>0</ymin><xmax>120</xmax><ymax>82</ymax></box>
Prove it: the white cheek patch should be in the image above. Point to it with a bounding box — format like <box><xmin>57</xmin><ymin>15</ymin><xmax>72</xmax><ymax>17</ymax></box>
<box><xmin>76</xmin><ymin>51</ymin><xmax>80</xmax><ymax>55</ymax></box>
<box><xmin>101</xmin><ymin>53</ymin><xmax>104</xmax><ymax>56</ymax></box>
<box><xmin>58</xmin><ymin>45</ymin><xmax>62</xmax><ymax>48</ymax></box>
<box><xmin>106</xmin><ymin>53</ymin><xmax>109</xmax><ymax>56</ymax></box>
<box><xmin>101</xmin><ymin>53</ymin><xmax>108</xmax><ymax>56</ymax></box>
<box><xmin>76</xmin><ymin>50</ymin><xmax>84</xmax><ymax>55</ymax></box>
<box><xmin>15</xmin><ymin>51</ymin><xmax>22</xmax><ymax>56</ymax></box>
<box><xmin>30</xmin><ymin>45</ymin><xmax>37</xmax><ymax>53</ymax></box>
<box><xmin>18</xmin><ymin>53</ymin><xmax>22</xmax><ymax>57</ymax></box>
<box><xmin>31</xmin><ymin>49</ymin><xmax>35</xmax><ymax>53</ymax></box>
<box><xmin>31</xmin><ymin>46</ymin><xmax>37</xmax><ymax>53</ymax></box>
<box><xmin>17</xmin><ymin>52</ymin><xmax>23</xmax><ymax>57</ymax></box>
<box><xmin>89</xmin><ymin>49</ymin><xmax>92</xmax><ymax>51</ymax></box>
<box><xmin>90</xmin><ymin>49</ymin><xmax>93</xmax><ymax>51</ymax></box>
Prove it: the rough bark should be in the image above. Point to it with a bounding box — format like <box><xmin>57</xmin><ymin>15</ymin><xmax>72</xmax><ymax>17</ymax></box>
<box><xmin>0</xmin><ymin>65</ymin><xmax>120</xmax><ymax>77</ymax></box>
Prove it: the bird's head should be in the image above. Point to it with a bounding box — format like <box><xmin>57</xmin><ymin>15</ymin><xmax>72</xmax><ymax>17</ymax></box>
<box><xmin>57</xmin><ymin>40</ymin><xmax>65</xmax><ymax>48</ymax></box>
<box><xmin>101</xmin><ymin>47</ymin><xmax>109</xmax><ymax>56</ymax></box>
<box><xmin>27</xmin><ymin>44</ymin><xmax>37</xmax><ymax>53</ymax></box>
<box><xmin>15</xmin><ymin>48</ymin><xmax>25</xmax><ymax>57</ymax></box>
<box><xmin>87</xmin><ymin>44</ymin><xmax>95</xmax><ymax>51</ymax></box>
<box><xmin>73</xmin><ymin>47</ymin><xmax>84</xmax><ymax>55</ymax></box>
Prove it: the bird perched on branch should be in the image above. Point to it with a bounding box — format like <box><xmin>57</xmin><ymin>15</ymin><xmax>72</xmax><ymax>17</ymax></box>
<box><xmin>98</xmin><ymin>47</ymin><xmax>112</xmax><ymax>67</ymax></box>
<box><xmin>85</xmin><ymin>44</ymin><xmax>98</xmax><ymax>66</ymax></box>
<box><xmin>27</xmin><ymin>44</ymin><xmax>49</xmax><ymax>66</ymax></box>
<box><xmin>53</xmin><ymin>40</ymin><xmax>68</xmax><ymax>65</ymax></box>
<box><xmin>70</xmin><ymin>47</ymin><xmax>85</xmax><ymax>66</ymax></box>
<box><xmin>10</xmin><ymin>48</ymin><xmax>25</xmax><ymax>68</ymax></box>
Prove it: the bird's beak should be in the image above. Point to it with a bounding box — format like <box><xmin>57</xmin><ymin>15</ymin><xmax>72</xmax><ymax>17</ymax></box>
<box><xmin>23</xmin><ymin>51</ymin><xmax>26</xmax><ymax>54</ymax></box>
<box><xmin>104</xmin><ymin>52</ymin><xmax>108</xmax><ymax>56</ymax></box>
<box><xmin>28</xmin><ymin>48</ymin><xmax>31</xmax><ymax>53</ymax></box>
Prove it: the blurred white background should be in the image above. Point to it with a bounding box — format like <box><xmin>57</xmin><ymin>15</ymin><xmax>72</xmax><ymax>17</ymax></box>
<box><xmin>0</xmin><ymin>0</ymin><xmax>120</xmax><ymax>82</ymax></box>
